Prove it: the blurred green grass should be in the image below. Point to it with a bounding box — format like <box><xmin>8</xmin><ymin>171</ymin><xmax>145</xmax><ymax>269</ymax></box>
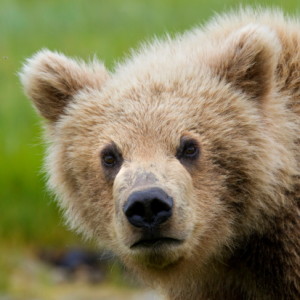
<box><xmin>1</xmin><ymin>0</ymin><xmax>300</xmax><ymax>247</ymax></box>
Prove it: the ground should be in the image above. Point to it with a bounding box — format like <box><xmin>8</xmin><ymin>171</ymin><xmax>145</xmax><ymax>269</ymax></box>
<box><xmin>0</xmin><ymin>247</ymin><xmax>161</xmax><ymax>300</ymax></box>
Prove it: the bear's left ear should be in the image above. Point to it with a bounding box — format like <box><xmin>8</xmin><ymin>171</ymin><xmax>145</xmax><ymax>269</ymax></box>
<box><xmin>20</xmin><ymin>50</ymin><xmax>109</xmax><ymax>122</ymax></box>
<box><xmin>210</xmin><ymin>25</ymin><xmax>281</xmax><ymax>102</ymax></box>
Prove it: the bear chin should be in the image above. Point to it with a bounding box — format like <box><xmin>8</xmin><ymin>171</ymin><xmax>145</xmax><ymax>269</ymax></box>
<box><xmin>126</xmin><ymin>239</ymin><xmax>186</xmax><ymax>269</ymax></box>
<box><xmin>131</xmin><ymin>248</ymin><xmax>184</xmax><ymax>270</ymax></box>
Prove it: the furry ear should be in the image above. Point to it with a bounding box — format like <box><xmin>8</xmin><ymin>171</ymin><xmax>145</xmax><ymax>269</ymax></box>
<box><xmin>20</xmin><ymin>50</ymin><xmax>109</xmax><ymax>122</ymax></box>
<box><xmin>210</xmin><ymin>25</ymin><xmax>281</xmax><ymax>101</ymax></box>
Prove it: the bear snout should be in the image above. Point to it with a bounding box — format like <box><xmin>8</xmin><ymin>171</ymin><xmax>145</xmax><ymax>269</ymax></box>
<box><xmin>123</xmin><ymin>187</ymin><xmax>173</xmax><ymax>229</ymax></box>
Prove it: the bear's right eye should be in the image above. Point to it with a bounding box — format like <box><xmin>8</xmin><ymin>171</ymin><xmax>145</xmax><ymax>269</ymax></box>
<box><xmin>103</xmin><ymin>154</ymin><xmax>117</xmax><ymax>167</ymax></box>
<box><xmin>100</xmin><ymin>143</ymin><xmax>123</xmax><ymax>170</ymax></box>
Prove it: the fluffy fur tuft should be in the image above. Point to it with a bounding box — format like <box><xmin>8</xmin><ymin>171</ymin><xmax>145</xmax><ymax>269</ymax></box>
<box><xmin>20</xmin><ymin>49</ymin><xmax>109</xmax><ymax>121</ymax></box>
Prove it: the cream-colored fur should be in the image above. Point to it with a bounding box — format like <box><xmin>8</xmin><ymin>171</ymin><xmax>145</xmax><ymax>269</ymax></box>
<box><xmin>20</xmin><ymin>8</ymin><xmax>300</xmax><ymax>299</ymax></box>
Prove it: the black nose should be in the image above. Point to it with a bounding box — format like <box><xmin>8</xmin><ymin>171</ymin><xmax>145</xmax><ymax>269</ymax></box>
<box><xmin>123</xmin><ymin>187</ymin><xmax>173</xmax><ymax>229</ymax></box>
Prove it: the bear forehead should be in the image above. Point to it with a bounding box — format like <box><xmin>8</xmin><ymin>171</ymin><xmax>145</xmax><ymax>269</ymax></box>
<box><xmin>67</xmin><ymin>94</ymin><xmax>200</xmax><ymax>147</ymax></box>
<box><xmin>68</xmin><ymin>79</ymin><xmax>215</xmax><ymax>132</ymax></box>
<box><xmin>60</xmin><ymin>68</ymin><xmax>245</xmax><ymax>157</ymax></box>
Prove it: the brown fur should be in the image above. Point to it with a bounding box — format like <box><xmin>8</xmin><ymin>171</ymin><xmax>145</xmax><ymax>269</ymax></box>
<box><xmin>20</xmin><ymin>8</ymin><xmax>300</xmax><ymax>299</ymax></box>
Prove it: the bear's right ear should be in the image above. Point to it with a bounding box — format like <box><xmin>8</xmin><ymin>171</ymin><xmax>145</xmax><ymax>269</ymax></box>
<box><xmin>20</xmin><ymin>50</ymin><xmax>109</xmax><ymax>122</ymax></box>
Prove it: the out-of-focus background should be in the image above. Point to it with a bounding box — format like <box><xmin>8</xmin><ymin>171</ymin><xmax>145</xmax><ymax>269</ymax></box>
<box><xmin>1</xmin><ymin>0</ymin><xmax>300</xmax><ymax>299</ymax></box>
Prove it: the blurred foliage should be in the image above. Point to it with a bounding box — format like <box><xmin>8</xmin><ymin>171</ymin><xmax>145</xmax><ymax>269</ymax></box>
<box><xmin>1</xmin><ymin>0</ymin><xmax>300</xmax><ymax>247</ymax></box>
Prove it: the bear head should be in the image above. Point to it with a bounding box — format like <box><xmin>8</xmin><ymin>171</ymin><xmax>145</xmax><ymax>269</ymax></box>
<box><xmin>20</xmin><ymin>25</ymin><xmax>290</xmax><ymax>284</ymax></box>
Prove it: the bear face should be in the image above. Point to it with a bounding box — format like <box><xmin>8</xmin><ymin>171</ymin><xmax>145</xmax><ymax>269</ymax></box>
<box><xmin>20</xmin><ymin>12</ymin><xmax>300</xmax><ymax>298</ymax></box>
<box><xmin>44</xmin><ymin>70</ymin><xmax>235</xmax><ymax>270</ymax></box>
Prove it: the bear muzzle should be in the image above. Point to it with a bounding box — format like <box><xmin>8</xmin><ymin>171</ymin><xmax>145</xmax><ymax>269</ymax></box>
<box><xmin>123</xmin><ymin>187</ymin><xmax>183</xmax><ymax>249</ymax></box>
<box><xmin>123</xmin><ymin>187</ymin><xmax>173</xmax><ymax>229</ymax></box>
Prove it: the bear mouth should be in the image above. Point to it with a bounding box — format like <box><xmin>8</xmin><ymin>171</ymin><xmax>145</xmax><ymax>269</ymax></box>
<box><xmin>130</xmin><ymin>237</ymin><xmax>182</xmax><ymax>249</ymax></box>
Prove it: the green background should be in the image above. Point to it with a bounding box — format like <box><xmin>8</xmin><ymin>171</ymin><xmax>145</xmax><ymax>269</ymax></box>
<box><xmin>1</xmin><ymin>0</ymin><xmax>300</xmax><ymax>293</ymax></box>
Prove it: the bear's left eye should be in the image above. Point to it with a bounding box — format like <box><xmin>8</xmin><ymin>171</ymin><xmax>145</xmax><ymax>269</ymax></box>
<box><xmin>183</xmin><ymin>143</ymin><xmax>198</xmax><ymax>157</ymax></box>
<box><xmin>176</xmin><ymin>137</ymin><xmax>200</xmax><ymax>162</ymax></box>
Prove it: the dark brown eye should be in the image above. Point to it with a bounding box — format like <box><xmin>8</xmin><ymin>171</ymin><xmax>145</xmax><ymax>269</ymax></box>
<box><xmin>176</xmin><ymin>137</ymin><xmax>200</xmax><ymax>162</ymax></box>
<box><xmin>102</xmin><ymin>154</ymin><xmax>117</xmax><ymax>167</ymax></box>
<box><xmin>183</xmin><ymin>145</ymin><xmax>197</xmax><ymax>157</ymax></box>
<box><xmin>101</xmin><ymin>143</ymin><xmax>123</xmax><ymax>170</ymax></box>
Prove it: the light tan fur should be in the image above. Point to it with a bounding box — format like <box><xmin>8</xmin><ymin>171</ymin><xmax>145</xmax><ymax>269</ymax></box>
<box><xmin>20</xmin><ymin>8</ymin><xmax>300</xmax><ymax>299</ymax></box>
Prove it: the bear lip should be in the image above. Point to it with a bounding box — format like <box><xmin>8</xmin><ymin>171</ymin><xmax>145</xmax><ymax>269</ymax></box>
<box><xmin>130</xmin><ymin>237</ymin><xmax>183</xmax><ymax>249</ymax></box>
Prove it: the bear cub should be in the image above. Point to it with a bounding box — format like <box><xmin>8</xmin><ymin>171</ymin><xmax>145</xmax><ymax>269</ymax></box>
<box><xmin>20</xmin><ymin>8</ymin><xmax>300</xmax><ymax>300</ymax></box>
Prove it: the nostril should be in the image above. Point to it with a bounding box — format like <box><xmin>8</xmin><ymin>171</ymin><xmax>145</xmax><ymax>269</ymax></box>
<box><xmin>123</xmin><ymin>188</ymin><xmax>173</xmax><ymax>229</ymax></box>
<box><xmin>151</xmin><ymin>198</ymin><xmax>171</xmax><ymax>215</ymax></box>
<box><xmin>125</xmin><ymin>201</ymin><xmax>145</xmax><ymax>219</ymax></box>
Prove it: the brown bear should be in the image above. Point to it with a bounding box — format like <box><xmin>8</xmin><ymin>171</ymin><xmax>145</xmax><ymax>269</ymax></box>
<box><xmin>20</xmin><ymin>8</ymin><xmax>300</xmax><ymax>300</ymax></box>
